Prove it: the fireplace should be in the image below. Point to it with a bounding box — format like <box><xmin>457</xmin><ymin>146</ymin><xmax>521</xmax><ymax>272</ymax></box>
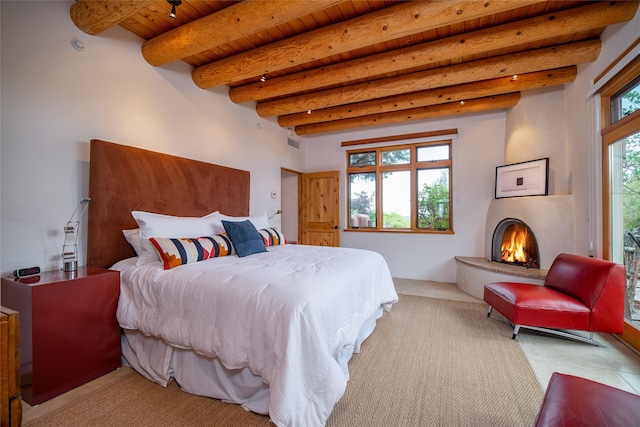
<box><xmin>484</xmin><ymin>195</ymin><xmax>576</xmax><ymax>270</ymax></box>
<box><xmin>492</xmin><ymin>218</ymin><xmax>539</xmax><ymax>268</ymax></box>
<box><xmin>455</xmin><ymin>195</ymin><xmax>578</xmax><ymax>299</ymax></box>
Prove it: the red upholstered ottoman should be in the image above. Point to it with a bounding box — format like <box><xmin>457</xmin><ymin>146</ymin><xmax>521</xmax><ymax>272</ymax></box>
<box><xmin>534</xmin><ymin>372</ymin><xmax>640</xmax><ymax>426</ymax></box>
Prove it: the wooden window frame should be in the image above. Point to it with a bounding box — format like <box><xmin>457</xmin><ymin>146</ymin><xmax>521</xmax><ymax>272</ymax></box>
<box><xmin>599</xmin><ymin>52</ymin><xmax>640</xmax><ymax>352</ymax></box>
<box><xmin>346</xmin><ymin>139</ymin><xmax>454</xmax><ymax>234</ymax></box>
<box><xmin>600</xmin><ymin>54</ymin><xmax>640</xmax><ymax>260</ymax></box>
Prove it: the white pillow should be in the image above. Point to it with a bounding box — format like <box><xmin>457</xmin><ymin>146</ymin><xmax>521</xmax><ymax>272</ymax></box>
<box><xmin>132</xmin><ymin>210</ymin><xmax>220</xmax><ymax>265</ymax></box>
<box><xmin>122</xmin><ymin>228</ymin><xmax>142</xmax><ymax>256</ymax></box>
<box><xmin>211</xmin><ymin>211</ymin><xmax>269</xmax><ymax>234</ymax></box>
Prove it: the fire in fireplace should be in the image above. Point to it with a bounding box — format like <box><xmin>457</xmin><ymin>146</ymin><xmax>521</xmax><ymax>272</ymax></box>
<box><xmin>492</xmin><ymin>218</ymin><xmax>539</xmax><ymax>268</ymax></box>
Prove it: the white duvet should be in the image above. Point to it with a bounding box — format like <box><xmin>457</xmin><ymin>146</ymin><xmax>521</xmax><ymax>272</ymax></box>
<box><xmin>113</xmin><ymin>244</ymin><xmax>398</xmax><ymax>427</ymax></box>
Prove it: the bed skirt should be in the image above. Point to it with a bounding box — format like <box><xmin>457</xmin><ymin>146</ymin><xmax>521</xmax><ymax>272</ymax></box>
<box><xmin>121</xmin><ymin>306</ymin><xmax>384</xmax><ymax>416</ymax></box>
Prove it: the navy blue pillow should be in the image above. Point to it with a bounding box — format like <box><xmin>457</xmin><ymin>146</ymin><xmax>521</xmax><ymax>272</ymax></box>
<box><xmin>222</xmin><ymin>220</ymin><xmax>267</xmax><ymax>257</ymax></box>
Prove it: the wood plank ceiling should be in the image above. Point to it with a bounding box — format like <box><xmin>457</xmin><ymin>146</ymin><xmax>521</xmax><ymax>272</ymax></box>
<box><xmin>70</xmin><ymin>0</ymin><xmax>639</xmax><ymax>136</ymax></box>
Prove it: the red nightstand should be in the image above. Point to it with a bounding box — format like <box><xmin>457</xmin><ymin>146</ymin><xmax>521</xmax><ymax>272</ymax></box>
<box><xmin>1</xmin><ymin>267</ymin><xmax>121</xmax><ymax>405</ymax></box>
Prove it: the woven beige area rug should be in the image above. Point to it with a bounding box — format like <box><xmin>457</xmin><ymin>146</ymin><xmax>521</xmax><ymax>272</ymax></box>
<box><xmin>25</xmin><ymin>294</ymin><xmax>543</xmax><ymax>427</ymax></box>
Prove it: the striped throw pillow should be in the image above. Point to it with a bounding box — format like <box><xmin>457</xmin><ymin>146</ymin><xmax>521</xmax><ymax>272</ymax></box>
<box><xmin>259</xmin><ymin>227</ymin><xmax>286</xmax><ymax>247</ymax></box>
<box><xmin>150</xmin><ymin>234</ymin><xmax>235</xmax><ymax>270</ymax></box>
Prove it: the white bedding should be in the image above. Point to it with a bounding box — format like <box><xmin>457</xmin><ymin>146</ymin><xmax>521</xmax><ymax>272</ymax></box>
<box><xmin>112</xmin><ymin>244</ymin><xmax>398</xmax><ymax>427</ymax></box>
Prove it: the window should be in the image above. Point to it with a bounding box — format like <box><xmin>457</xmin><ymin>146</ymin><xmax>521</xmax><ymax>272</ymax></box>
<box><xmin>599</xmin><ymin>52</ymin><xmax>640</xmax><ymax>352</ymax></box>
<box><xmin>610</xmin><ymin>74</ymin><xmax>640</xmax><ymax>124</ymax></box>
<box><xmin>347</xmin><ymin>140</ymin><xmax>453</xmax><ymax>233</ymax></box>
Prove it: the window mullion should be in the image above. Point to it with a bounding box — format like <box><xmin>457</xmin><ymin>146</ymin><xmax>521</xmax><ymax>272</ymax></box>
<box><xmin>410</xmin><ymin>149</ymin><xmax>418</xmax><ymax>230</ymax></box>
<box><xmin>376</xmin><ymin>147</ymin><xmax>382</xmax><ymax>229</ymax></box>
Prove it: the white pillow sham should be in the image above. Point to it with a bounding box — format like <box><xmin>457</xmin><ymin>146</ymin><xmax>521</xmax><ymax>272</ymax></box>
<box><xmin>211</xmin><ymin>211</ymin><xmax>269</xmax><ymax>234</ymax></box>
<box><xmin>122</xmin><ymin>228</ymin><xmax>143</xmax><ymax>256</ymax></box>
<box><xmin>132</xmin><ymin>210</ymin><xmax>219</xmax><ymax>266</ymax></box>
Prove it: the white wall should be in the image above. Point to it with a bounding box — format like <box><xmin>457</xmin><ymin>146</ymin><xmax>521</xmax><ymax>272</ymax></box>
<box><xmin>280</xmin><ymin>169</ymin><xmax>299</xmax><ymax>241</ymax></box>
<box><xmin>2</xmin><ymin>1</ymin><xmax>638</xmax><ymax>284</ymax></box>
<box><xmin>303</xmin><ymin>7</ymin><xmax>640</xmax><ymax>283</ymax></box>
<box><xmin>0</xmin><ymin>1</ymin><xmax>305</xmax><ymax>275</ymax></box>
<box><xmin>304</xmin><ymin>113</ymin><xmax>506</xmax><ymax>283</ymax></box>
<box><xmin>565</xmin><ymin>8</ymin><xmax>640</xmax><ymax>259</ymax></box>
<box><xmin>505</xmin><ymin>86</ymin><xmax>569</xmax><ymax>195</ymax></box>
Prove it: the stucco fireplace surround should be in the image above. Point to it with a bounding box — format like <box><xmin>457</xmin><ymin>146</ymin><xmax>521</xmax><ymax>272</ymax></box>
<box><xmin>456</xmin><ymin>195</ymin><xmax>577</xmax><ymax>299</ymax></box>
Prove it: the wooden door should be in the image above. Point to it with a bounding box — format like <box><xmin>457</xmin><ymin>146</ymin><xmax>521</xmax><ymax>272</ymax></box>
<box><xmin>299</xmin><ymin>171</ymin><xmax>340</xmax><ymax>246</ymax></box>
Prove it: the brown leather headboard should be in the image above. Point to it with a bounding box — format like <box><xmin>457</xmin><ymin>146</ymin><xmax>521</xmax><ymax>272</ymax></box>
<box><xmin>87</xmin><ymin>139</ymin><xmax>250</xmax><ymax>268</ymax></box>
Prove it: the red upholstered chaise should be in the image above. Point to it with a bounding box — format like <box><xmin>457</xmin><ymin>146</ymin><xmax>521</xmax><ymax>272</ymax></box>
<box><xmin>484</xmin><ymin>253</ymin><xmax>625</xmax><ymax>346</ymax></box>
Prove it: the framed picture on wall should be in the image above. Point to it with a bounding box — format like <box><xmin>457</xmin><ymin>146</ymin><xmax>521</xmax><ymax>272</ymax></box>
<box><xmin>495</xmin><ymin>158</ymin><xmax>549</xmax><ymax>198</ymax></box>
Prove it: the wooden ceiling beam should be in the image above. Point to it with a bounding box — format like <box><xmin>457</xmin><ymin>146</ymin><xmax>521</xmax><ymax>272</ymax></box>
<box><xmin>142</xmin><ymin>0</ymin><xmax>345</xmax><ymax>67</ymax></box>
<box><xmin>294</xmin><ymin>93</ymin><xmax>522</xmax><ymax>135</ymax></box>
<box><xmin>191</xmin><ymin>0</ymin><xmax>540</xmax><ymax>88</ymax></box>
<box><xmin>278</xmin><ymin>67</ymin><xmax>576</xmax><ymax>128</ymax></box>
<box><xmin>70</xmin><ymin>0</ymin><xmax>156</xmax><ymax>35</ymax></box>
<box><xmin>257</xmin><ymin>40</ymin><xmax>600</xmax><ymax>117</ymax></box>
<box><xmin>231</xmin><ymin>1</ymin><xmax>637</xmax><ymax>104</ymax></box>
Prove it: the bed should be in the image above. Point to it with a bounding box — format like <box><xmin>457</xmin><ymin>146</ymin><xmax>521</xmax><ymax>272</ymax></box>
<box><xmin>87</xmin><ymin>139</ymin><xmax>398</xmax><ymax>427</ymax></box>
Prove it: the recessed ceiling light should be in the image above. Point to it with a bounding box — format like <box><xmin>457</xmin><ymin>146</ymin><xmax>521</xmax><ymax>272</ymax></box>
<box><xmin>71</xmin><ymin>39</ymin><xmax>84</xmax><ymax>51</ymax></box>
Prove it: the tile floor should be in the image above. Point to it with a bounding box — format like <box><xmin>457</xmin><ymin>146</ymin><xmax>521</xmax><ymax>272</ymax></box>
<box><xmin>21</xmin><ymin>279</ymin><xmax>640</xmax><ymax>424</ymax></box>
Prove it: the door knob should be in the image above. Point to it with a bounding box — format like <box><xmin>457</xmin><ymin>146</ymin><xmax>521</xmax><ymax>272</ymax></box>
<box><xmin>334</xmin><ymin>225</ymin><xmax>339</xmax><ymax>229</ymax></box>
